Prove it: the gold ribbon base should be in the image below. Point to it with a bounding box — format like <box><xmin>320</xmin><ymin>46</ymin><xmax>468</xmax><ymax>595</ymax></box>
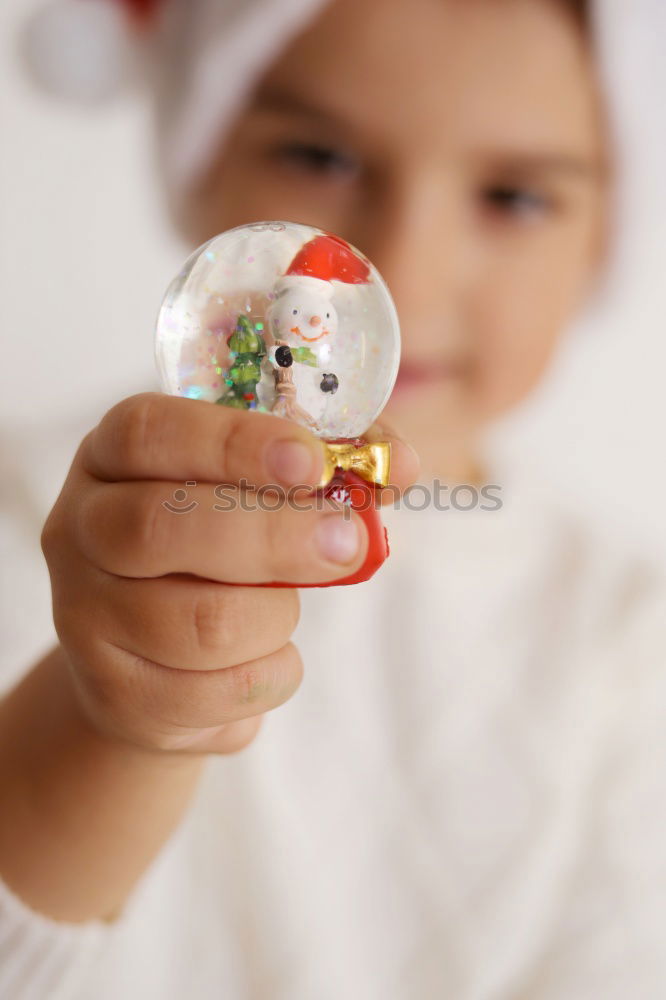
<box><xmin>319</xmin><ymin>440</ymin><xmax>391</xmax><ymax>489</ymax></box>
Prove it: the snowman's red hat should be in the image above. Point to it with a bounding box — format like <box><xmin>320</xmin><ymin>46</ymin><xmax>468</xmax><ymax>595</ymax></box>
<box><xmin>285</xmin><ymin>235</ymin><xmax>371</xmax><ymax>285</ymax></box>
<box><xmin>274</xmin><ymin>234</ymin><xmax>371</xmax><ymax>297</ymax></box>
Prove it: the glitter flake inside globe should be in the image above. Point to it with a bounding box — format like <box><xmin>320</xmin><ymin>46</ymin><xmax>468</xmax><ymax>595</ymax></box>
<box><xmin>155</xmin><ymin>222</ymin><xmax>401</xmax><ymax>440</ymax></box>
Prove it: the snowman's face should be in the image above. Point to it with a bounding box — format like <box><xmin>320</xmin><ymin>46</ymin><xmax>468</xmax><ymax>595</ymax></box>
<box><xmin>269</xmin><ymin>282</ymin><xmax>338</xmax><ymax>343</ymax></box>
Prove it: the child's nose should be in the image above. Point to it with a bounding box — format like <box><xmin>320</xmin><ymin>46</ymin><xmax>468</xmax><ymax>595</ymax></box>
<box><xmin>309</xmin><ymin>315</ymin><xmax>321</xmax><ymax>327</ymax></box>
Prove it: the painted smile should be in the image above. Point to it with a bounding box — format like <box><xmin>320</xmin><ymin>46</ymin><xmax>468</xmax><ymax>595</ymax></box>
<box><xmin>290</xmin><ymin>326</ymin><xmax>331</xmax><ymax>342</ymax></box>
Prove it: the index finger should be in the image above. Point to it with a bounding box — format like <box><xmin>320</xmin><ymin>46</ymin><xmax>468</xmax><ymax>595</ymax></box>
<box><xmin>83</xmin><ymin>393</ymin><xmax>419</xmax><ymax>497</ymax></box>
<box><xmin>83</xmin><ymin>393</ymin><xmax>326</xmax><ymax>488</ymax></box>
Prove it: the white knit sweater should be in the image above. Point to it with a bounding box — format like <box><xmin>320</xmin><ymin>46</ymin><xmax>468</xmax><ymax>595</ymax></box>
<box><xmin>1</xmin><ymin>419</ymin><xmax>665</xmax><ymax>999</ymax></box>
<box><xmin>3</xmin><ymin>0</ymin><xmax>666</xmax><ymax>990</ymax></box>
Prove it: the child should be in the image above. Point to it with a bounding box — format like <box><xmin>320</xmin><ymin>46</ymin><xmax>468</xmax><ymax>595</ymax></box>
<box><xmin>1</xmin><ymin>0</ymin><xmax>665</xmax><ymax>997</ymax></box>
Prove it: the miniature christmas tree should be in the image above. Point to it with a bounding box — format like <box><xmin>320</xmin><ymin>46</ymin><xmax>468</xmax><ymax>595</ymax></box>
<box><xmin>216</xmin><ymin>314</ymin><xmax>267</xmax><ymax>409</ymax></box>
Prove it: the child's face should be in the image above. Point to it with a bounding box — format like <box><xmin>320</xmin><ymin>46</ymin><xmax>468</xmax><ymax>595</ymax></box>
<box><xmin>185</xmin><ymin>0</ymin><xmax>608</xmax><ymax>477</ymax></box>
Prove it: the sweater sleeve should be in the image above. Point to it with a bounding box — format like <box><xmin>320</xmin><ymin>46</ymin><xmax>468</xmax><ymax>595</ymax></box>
<box><xmin>519</xmin><ymin>584</ymin><xmax>666</xmax><ymax>1000</ymax></box>
<box><xmin>0</xmin><ymin>485</ymin><xmax>114</xmax><ymax>997</ymax></box>
<box><xmin>0</xmin><ymin>874</ymin><xmax>116</xmax><ymax>1000</ymax></box>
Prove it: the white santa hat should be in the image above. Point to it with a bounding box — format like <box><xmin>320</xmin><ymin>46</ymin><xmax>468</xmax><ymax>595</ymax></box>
<box><xmin>20</xmin><ymin>0</ymin><xmax>666</xmax><ymax>258</ymax></box>
<box><xmin>19</xmin><ymin>0</ymin><xmax>666</xmax><ymax>325</ymax></box>
<box><xmin>19</xmin><ymin>0</ymin><xmax>666</xmax><ymax>549</ymax></box>
<box><xmin>21</xmin><ymin>0</ymin><xmax>330</xmax><ymax>204</ymax></box>
<box><xmin>18</xmin><ymin>0</ymin><xmax>666</xmax><ymax>243</ymax></box>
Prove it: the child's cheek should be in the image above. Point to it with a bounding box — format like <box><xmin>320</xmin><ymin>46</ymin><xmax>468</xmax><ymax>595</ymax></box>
<box><xmin>473</xmin><ymin>327</ymin><xmax>560</xmax><ymax>420</ymax></box>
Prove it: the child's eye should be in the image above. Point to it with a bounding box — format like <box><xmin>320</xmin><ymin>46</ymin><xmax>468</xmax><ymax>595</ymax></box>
<box><xmin>272</xmin><ymin>141</ymin><xmax>359</xmax><ymax>178</ymax></box>
<box><xmin>481</xmin><ymin>185</ymin><xmax>551</xmax><ymax>221</ymax></box>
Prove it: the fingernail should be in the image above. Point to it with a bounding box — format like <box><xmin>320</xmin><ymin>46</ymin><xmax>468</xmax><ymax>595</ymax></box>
<box><xmin>267</xmin><ymin>439</ymin><xmax>320</xmax><ymax>486</ymax></box>
<box><xmin>315</xmin><ymin>514</ymin><xmax>360</xmax><ymax>565</ymax></box>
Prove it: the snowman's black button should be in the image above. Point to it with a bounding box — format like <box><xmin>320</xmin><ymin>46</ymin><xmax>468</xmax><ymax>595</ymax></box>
<box><xmin>275</xmin><ymin>346</ymin><xmax>293</xmax><ymax>368</ymax></box>
<box><xmin>320</xmin><ymin>373</ymin><xmax>339</xmax><ymax>394</ymax></box>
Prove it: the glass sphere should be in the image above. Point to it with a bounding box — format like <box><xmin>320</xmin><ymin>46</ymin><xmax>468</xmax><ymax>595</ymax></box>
<box><xmin>155</xmin><ymin>221</ymin><xmax>401</xmax><ymax>440</ymax></box>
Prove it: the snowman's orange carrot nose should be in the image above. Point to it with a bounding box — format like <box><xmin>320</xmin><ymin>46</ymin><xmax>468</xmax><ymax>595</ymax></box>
<box><xmin>310</xmin><ymin>315</ymin><xmax>321</xmax><ymax>326</ymax></box>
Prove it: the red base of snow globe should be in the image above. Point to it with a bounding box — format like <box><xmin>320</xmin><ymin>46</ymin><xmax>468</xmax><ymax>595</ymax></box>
<box><xmin>269</xmin><ymin>468</ymin><xmax>389</xmax><ymax>588</ymax></box>
<box><xmin>262</xmin><ymin>435</ymin><xmax>391</xmax><ymax>588</ymax></box>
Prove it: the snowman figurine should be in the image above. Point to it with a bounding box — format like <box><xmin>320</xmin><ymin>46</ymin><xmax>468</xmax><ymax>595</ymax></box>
<box><xmin>265</xmin><ymin>234</ymin><xmax>370</xmax><ymax>432</ymax></box>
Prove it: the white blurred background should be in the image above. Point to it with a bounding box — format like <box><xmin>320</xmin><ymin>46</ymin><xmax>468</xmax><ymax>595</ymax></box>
<box><xmin>1</xmin><ymin>0</ymin><xmax>184</xmax><ymax>432</ymax></box>
<box><xmin>2</xmin><ymin>0</ymin><xmax>666</xmax><ymax>564</ymax></box>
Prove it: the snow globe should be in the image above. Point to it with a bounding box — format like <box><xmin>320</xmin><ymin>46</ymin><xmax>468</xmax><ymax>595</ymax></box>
<box><xmin>155</xmin><ymin>221</ymin><xmax>401</xmax><ymax>585</ymax></box>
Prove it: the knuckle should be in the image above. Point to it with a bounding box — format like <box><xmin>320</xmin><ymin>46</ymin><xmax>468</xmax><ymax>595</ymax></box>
<box><xmin>191</xmin><ymin>589</ymin><xmax>234</xmax><ymax>658</ymax></box>
<box><xmin>41</xmin><ymin>485</ymin><xmax>82</xmax><ymax>566</ymax></box>
<box><xmin>113</xmin><ymin>395</ymin><xmax>164</xmax><ymax>473</ymax></box>
<box><xmin>75</xmin><ymin>488</ymin><xmax>110</xmax><ymax>566</ymax></box>
<box><xmin>217</xmin><ymin>411</ymin><xmax>236</xmax><ymax>481</ymax></box>
<box><xmin>73</xmin><ymin>430</ymin><xmax>96</xmax><ymax>475</ymax></box>
<box><xmin>130</xmin><ymin>488</ymin><xmax>169</xmax><ymax>567</ymax></box>
<box><xmin>218</xmin><ymin>410</ymin><xmax>255</xmax><ymax>484</ymax></box>
<box><xmin>232</xmin><ymin>643</ymin><xmax>303</xmax><ymax>710</ymax></box>
<box><xmin>189</xmin><ymin>587</ymin><xmax>300</xmax><ymax>666</ymax></box>
<box><xmin>235</xmin><ymin>664</ymin><xmax>265</xmax><ymax>705</ymax></box>
<box><xmin>40</xmin><ymin>509</ymin><xmax>60</xmax><ymax>563</ymax></box>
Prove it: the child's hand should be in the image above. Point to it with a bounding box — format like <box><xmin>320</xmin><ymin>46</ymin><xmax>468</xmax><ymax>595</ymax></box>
<box><xmin>41</xmin><ymin>393</ymin><xmax>417</xmax><ymax>756</ymax></box>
